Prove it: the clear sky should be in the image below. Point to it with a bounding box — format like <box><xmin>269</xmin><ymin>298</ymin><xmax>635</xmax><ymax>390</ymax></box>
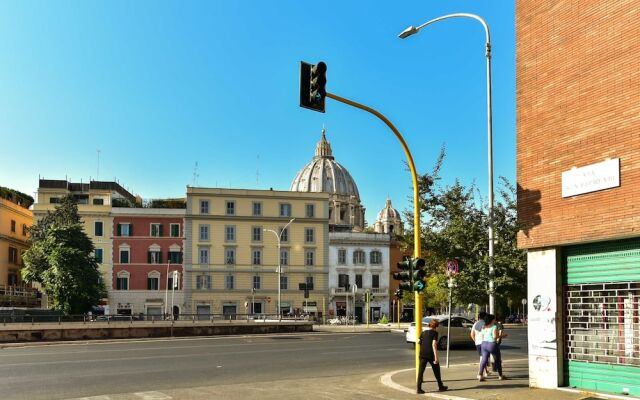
<box><xmin>0</xmin><ymin>1</ymin><xmax>515</xmax><ymax>224</ymax></box>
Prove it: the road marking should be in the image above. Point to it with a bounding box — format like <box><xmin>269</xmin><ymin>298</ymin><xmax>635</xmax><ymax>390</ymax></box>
<box><xmin>134</xmin><ymin>392</ymin><xmax>172</xmax><ymax>400</ymax></box>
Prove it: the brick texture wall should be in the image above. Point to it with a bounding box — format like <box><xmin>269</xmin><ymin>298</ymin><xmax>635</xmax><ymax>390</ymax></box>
<box><xmin>517</xmin><ymin>1</ymin><xmax>640</xmax><ymax>249</ymax></box>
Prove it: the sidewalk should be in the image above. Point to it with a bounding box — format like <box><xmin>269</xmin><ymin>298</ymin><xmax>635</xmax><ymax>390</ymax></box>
<box><xmin>385</xmin><ymin>358</ymin><xmax>615</xmax><ymax>400</ymax></box>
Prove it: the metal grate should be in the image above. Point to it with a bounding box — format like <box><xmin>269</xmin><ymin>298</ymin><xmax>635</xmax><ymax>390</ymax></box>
<box><xmin>565</xmin><ymin>281</ymin><xmax>640</xmax><ymax>366</ymax></box>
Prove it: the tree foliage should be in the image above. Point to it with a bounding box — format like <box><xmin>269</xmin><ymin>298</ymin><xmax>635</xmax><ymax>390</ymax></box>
<box><xmin>22</xmin><ymin>195</ymin><xmax>106</xmax><ymax>314</ymax></box>
<box><xmin>403</xmin><ymin>149</ymin><xmax>526</xmax><ymax>315</ymax></box>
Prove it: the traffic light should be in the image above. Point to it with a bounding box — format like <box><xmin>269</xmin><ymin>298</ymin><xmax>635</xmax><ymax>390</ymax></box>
<box><xmin>299</xmin><ymin>61</ymin><xmax>327</xmax><ymax>113</ymax></box>
<box><xmin>394</xmin><ymin>289</ymin><xmax>403</xmax><ymax>299</ymax></box>
<box><xmin>412</xmin><ymin>258</ymin><xmax>427</xmax><ymax>292</ymax></box>
<box><xmin>393</xmin><ymin>258</ymin><xmax>413</xmax><ymax>291</ymax></box>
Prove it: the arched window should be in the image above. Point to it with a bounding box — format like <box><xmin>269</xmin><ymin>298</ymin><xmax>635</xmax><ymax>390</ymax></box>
<box><xmin>116</xmin><ymin>270</ymin><xmax>130</xmax><ymax>290</ymax></box>
<box><xmin>147</xmin><ymin>270</ymin><xmax>160</xmax><ymax>290</ymax></box>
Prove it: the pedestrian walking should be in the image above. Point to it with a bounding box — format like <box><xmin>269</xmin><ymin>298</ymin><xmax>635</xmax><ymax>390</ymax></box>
<box><xmin>477</xmin><ymin>314</ymin><xmax>508</xmax><ymax>381</ymax></box>
<box><xmin>493</xmin><ymin>315</ymin><xmax>505</xmax><ymax>372</ymax></box>
<box><xmin>417</xmin><ymin>319</ymin><xmax>448</xmax><ymax>394</ymax></box>
<box><xmin>470</xmin><ymin>311</ymin><xmax>490</xmax><ymax>376</ymax></box>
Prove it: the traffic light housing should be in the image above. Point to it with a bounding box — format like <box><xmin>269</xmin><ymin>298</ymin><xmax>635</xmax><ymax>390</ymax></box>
<box><xmin>393</xmin><ymin>258</ymin><xmax>413</xmax><ymax>291</ymax></box>
<box><xmin>394</xmin><ymin>289</ymin><xmax>403</xmax><ymax>299</ymax></box>
<box><xmin>412</xmin><ymin>258</ymin><xmax>427</xmax><ymax>292</ymax></box>
<box><xmin>299</xmin><ymin>61</ymin><xmax>327</xmax><ymax>113</ymax></box>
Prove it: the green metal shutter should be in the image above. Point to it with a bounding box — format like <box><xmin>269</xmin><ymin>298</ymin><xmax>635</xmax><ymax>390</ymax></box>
<box><xmin>564</xmin><ymin>238</ymin><xmax>640</xmax><ymax>397</ymax></box>
<box><xmin>564</xmin><ymin>238</ymin><xmax>640</xmax><ymax>284</ymax></box>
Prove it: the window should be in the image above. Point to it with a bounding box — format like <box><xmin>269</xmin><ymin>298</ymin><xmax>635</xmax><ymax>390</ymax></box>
<box><xmin>252</xmin><ymin>202</ymin><xmax>262</xmax><ymax>216</ymax></box>
<box><xmin>49</xmin><ymin>197</ymin><xmax>61</xmax><ymax>204</ymax></box>
<box><xmin>304</xmin><ymin>228</ymin><xmax>315</xmax><ymax>243</ymax></box>
<box><xmin>116</xmin><ymin>272</ymin><xmax>129</xmax><ymax>290</ymax></box>
<box><xmin>280</xmin><ymin>227</ymin><xmax>289</xmax><ymax>242</ymax></box>
<box><xmin>200</xmin><ymin>200</ymin><xmax>209</xmax><ymax>214</ymax></box>
<box><xmin>150</xmin><ymin>223</ymin><xmax>163</xmax><ymax>237</ymax></box>
<box><xmin>168</xmin><ymin>273</ymin><xmax>179</xmax><ymax>290</ymax></box>
<box><xmin>280</xmin><ymin>275</ymin><xmax>288</xmax><ymax>290</ymax></box>
<box><xmin>225</xmin><ymin>225</ymin><xmax>235</xmax><ymax>242</ymax></box>
<box><xmin>199</xmin><ymin>248</ymin><xmax>209</xmax><ymax>264</ymax></box>
<box><xmin>253</xmin><ymin>275</ymin><xmax>261</xmax><ymax>290</ymax></box>
<box><xmin>119</xmin><ymin>249</ymin><xmax>130</xmax><ymax>264</ymax></box>
<box><xmin>94</xmin><ymin>221</ymin><xmax>103</xmax><ymax>237</ymax></box>
<box><xmin>118</xmin><ymin>223</ymin><xmax>131</xmax><ymax>237</ymax></box>
<box><xmin>147</xmin><ymin>274</ymin><xmax>160</xmax><ymax>290</ymax></box>
<box><xmin>196</xmin><ymin>275</ymin><xmax>211</xmax><ymax>290</ymax></box>
<box><xmin>305</xmin><ymin>276</ymin><xmax>314</xmax><ymax>287</ymax></box>
<box><xmin>355</xmin><ymin>274</ymin><xmax>363</xmax><ymax>288</ymax></box>
<box><xmin>168</xmin><ymin>251</ymin><xmax>181</xmax><ymax>264</ymax></box>
<box><xmin>22</xmin><ymin>224</ymin><xmax>27</xmax><ymax>236</ymax></box>
<box><xmin>148</xmin><ymin>250</ymin><xmax>162</xmax><ymax>264</ymax></box>
<box><xmin>280</xmin><ymin>203</ymin><xmax>291</xmax><ymax>217</ymax></box>
<box><xmin>252</xmin><ymin>249</ymin><xmax>262</xmax><ymax>265</ymax></box>
<box><xmin>370</xmin><ymin>251</ymin><xmax>382</xmax><ymax>265</ymax></box>
<box><xmin>94</xmin><ymin>248</ymin><xmax>103</xmax><ymax>263</ymax></box>
<box><xmin>338</xmin><ymin>249</ymin><xmax>347</xmax><ymax>265</ymax></box>
<box><xmin>305</xmin><ymin>250</ymin><xmax>314</xmax><ymax>266</ymax></box>
<box><xmin>338</xmin><ymin>274</ymin><xmax>350</xmax><ymax>289</ymax></box>
<box><xmin>199</xmin><ymin>224</ymin><xmax>209</xmax><ymax>241</ymax></box>
<box><xmin>372</xmin><ymin>274</ymin><xmax>380</xmax><ymax>289</ymax></box>
<box><xmin>225</xmin><ymin>248</ymin><xmax>235</xmax><ymax>265</ymax></box>
<box><xmin>280</xmin><ymin>249</ymin><xmax>289</xmax><ymax>266</ymax></box>
<box><xmin>170</xmin><ymin>224</ymin><xmax>180</xmax><ymax>237</ymax></box>
<box><xmin>226</xmin><ymin>201</ymin><xmax>235</xmax><ymax>215</ymax></box>
<box><xmin>353</xmin><ymin>250</ymin><xmax>365</xmax><ymax>265</ymax></box>
<box><xmin>8</xmin><ymin>247</ymin><xmax>18</xmax><ymax>264</ymax></box>
<box><xmin>10</xmin><ymin>220</ymin><xmax>16</xmax><ymax>233</ymax></box>
<box><xmin>225</xmin><ymin>275</ymin><xmax>234</xmax><ymax>290</ymax></box>
<box><xmin>252</xmin><ymin>226</ymin><xmax>262</xmax><ymax>242</ymax></box>
<box><xmin>93</xmin><ymin>198</ymin><xmax>104</xmax><ymax>205</ymax></box>
<box><xmin>305</xmin><ymin>204</ymin><xmax>315</xmax><ymax>218</ymax></box>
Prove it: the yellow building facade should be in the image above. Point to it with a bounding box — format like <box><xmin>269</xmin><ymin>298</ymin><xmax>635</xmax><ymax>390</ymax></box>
<box><xmin>0</xmin><ymin>197</ymin><xmax>32</xmax><ymax>287</ymax></box>
<box><xmin>184</xmin><ymin>187</ymin><xmax>329</xmax><ymax>317</ymax></box>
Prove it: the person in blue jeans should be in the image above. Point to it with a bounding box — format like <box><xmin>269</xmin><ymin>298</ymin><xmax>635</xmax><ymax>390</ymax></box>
<box><xmin>477</xmin><ymin>314</ymin><xmax>508</xmax><ymax>381</ymax></box>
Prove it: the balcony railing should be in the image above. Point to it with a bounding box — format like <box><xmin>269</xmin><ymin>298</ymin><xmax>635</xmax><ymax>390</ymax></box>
<box><xmin>330</xmin><ymin>287</ymin><xmax>388</xmax><ymax>296</ymax></box>
<box><xmin>0</xmin><ymin>285</ymin><xmax>41</xmax><ymax>308</ymax></box>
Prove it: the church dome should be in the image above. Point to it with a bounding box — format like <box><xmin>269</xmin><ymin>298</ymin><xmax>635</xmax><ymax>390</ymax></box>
<box><xmin>374</xmin><ymin>198</ymin><xmax>403</xmax><ymax>235</ymax></box>
<box><xmin>376</xmin><ymin>198</ymin><xmax>401</xmax><ymax>221</ymax></box>
<box><xmin>290</xmin><ymin>129</ymin><xmax>360</xmax><ymax>199</ymax></box>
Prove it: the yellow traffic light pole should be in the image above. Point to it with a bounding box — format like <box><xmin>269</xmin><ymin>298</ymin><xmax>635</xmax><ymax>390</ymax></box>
<box><xmin>326</xmin><ymin>91</ymin><xmax>423</xmax><ymax>382</ymax></box>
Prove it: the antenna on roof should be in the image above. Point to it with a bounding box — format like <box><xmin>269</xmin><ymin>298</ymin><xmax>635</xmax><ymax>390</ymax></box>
<box><xmin>192</xmin><ymin>161</ymin><xmax>199</xmax><ymax>186</ymax></box>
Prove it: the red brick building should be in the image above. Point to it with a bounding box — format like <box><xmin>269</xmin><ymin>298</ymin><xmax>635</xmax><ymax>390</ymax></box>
<box><xmin>517</xmin><ymin>1</ymin><xmax>640</xmax><ymax>395</ymax></box>
<box><xmin>110</xmin><ymin>208</ymin><xmax>185</xmax><ymax>317</ymax></box>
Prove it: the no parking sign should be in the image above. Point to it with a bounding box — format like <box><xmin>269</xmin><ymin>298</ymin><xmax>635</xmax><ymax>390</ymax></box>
<box><xmin>446</xmin><ymin>259</ymin><xmax>459</xmax><ymax>276</ymax></box>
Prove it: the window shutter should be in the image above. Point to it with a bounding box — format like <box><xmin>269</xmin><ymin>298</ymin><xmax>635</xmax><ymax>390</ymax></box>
<box><xmin>179</xmin><ymin>252</ymin><xmax>183</xmax><ymax>263</ymax></box>
<box><xmin>158</xmin><ymin>252</ymin><xmax>162</xmax><ymax>263</ymax></box>
<box><xmin>129</xmin><ymin>224</ymin><xmax>133</xmax><ymax>236</ymax></box>
<box><xmin>117</xmin><ymin>224</ymin><xmax>121</xmax><ymax>236</ymax></box>
<box><xmin>148</xmin><ymin>251</ymin><xmax>152</xmax><ymax>264</ymax></box>
<box><xmin>159</xmin><ymin>225</ymin><xmax>164</xmax><ymax>237</ymax></box>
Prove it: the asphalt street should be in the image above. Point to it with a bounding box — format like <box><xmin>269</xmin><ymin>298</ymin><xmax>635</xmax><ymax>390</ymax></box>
<box><xmin>0</xmin><ymin>327</ymin><xmax>527</xmax><ymax>400</ymax></box>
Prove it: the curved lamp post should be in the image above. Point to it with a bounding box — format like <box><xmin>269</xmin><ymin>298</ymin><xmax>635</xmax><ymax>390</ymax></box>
<box><xmin>399</xmin><ymin>13</ymin><xmax>496</xmax><ymax>314</ymax></box>
<box><xmin>264</xmin><ymin>218</ymin><xmax>295</xmax><ymax>318</ymax></box>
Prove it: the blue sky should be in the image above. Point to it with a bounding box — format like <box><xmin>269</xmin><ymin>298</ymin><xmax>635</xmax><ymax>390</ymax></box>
<box><xmin>0</xmin><ymin>1</ymin><xmax>515</xmax><ymax>223</ymax></box>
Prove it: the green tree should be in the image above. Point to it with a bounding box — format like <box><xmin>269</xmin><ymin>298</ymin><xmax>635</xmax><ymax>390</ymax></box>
<box><xmin>22</xmin><ymin>195</ymin><xmax>106</xmax><ymax>314</ymax></box>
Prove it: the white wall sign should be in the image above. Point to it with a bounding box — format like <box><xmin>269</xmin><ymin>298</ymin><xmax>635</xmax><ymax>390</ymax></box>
<box><xmin>562</xmin><ymin>158</ymin><xmax>620</xmax><ymax>197</ymax></box>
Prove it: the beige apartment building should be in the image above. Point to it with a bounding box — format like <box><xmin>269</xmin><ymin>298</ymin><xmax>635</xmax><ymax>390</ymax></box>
<box><xmin>184</xmin><ymin>187</ymin><xmax>329</xmax><ymax>318</ymax></box>
<box><xmin>34</xmin><ymin>179</ymin><xmax>137</xmax><ymax>310</ymax></box>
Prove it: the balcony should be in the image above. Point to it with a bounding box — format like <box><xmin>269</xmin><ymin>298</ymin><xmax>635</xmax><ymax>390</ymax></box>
<box><xmin>330</xmin><ymin>287</ymin><xmax>388</xmax><ymax>296</ymax></box>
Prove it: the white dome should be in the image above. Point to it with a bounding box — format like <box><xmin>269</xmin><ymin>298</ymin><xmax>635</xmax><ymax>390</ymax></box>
<box><xmin>290</xmin><ymin>129</ymin><xmax>360</xmax><ymax>199</ymax></box>
<box><xmin>377</xmin><ymin>198</ymin><xmax>401</xmax><ymax>221</ymax></box>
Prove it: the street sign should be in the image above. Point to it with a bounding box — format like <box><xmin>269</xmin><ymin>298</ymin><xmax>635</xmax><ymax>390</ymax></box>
<box><xmin>446</xmin><ymin>259</ymin><xmax>459</xmax><ymax>276</ymax></box>
<box><xmin>267</xmin><ymin>297</ymin><xmax>272</xmax><ymax>303</ymax></box>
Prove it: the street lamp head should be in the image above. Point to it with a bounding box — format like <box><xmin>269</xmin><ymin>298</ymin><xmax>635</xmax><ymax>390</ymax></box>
<box><xmin>398</xmin><ymin>25</ymin><xmax>419</xmax><ymax>39</ymax></box>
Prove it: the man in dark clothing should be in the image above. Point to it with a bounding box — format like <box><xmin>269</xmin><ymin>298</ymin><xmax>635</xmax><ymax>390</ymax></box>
<box><xmin>417</xmin><ymin>319</ymin><xmax>448</xmax><ymax>394</ymax></box>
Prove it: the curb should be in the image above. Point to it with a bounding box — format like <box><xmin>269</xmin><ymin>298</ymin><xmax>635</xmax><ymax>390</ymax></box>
<box><xmin>380</xmin><ymin>368</ymin><xmax>472</xmax><ymax>400</ymax></box>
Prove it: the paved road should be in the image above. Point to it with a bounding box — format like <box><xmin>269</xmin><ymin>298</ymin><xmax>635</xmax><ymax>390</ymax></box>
<box><xmin>0</xmin><ymin>328</ymin><xmax>527</xmax><ymax>400</ymax></box>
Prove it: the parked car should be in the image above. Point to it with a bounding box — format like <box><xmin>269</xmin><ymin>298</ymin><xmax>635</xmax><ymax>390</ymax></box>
<box><xmin>405</xmin><ymin>315</ymin><xmax>475</xmax><ymax>350</ymax></box>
